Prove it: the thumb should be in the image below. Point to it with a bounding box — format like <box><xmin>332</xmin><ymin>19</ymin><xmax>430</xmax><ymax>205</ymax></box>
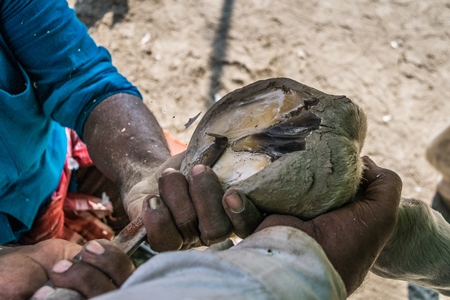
<box><xmin>360</xmin><ymin>156</ymin><xmax>402</xmax><ymax>213</ymax></box>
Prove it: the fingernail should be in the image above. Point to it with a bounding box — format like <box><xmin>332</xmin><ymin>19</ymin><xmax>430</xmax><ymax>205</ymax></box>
<box><xmin>149</xmin><ymin>196</ymin><xmax>161</xmax><ymax>210</ymax></box>
<box><xmin>225</xmin><ymin>191</ymin><xmax>244</xmax><ymax>213</ymax></box>
<box><xmin>85</xmin><ymin>240</ymin><xmax>105</xmax><ymax>255</ymax></box>
<box><xmin>52</xmin><ymin>260</ymin><xmax>73</xmax><ymax>273</ymax></box>
<box><xmin>31</xmin><ymin>286</ymin><xmax>55</xmax><ymax>300</ymax></box>
<box><xmin>162</xmin><ymin>168</ymin><xmax>177</xmax><ymax>176</ymax></box>
<box><xmin>191</xmin><ymin>164</ymin><xmax>206</xmax><ymax>176</ymax></box>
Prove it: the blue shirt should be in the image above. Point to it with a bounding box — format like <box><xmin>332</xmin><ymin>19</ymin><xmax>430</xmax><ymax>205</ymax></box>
<box><xmin>0</xmin><ymin>0</ymin><xmax>141</xmax><ymax>244</ymax></box>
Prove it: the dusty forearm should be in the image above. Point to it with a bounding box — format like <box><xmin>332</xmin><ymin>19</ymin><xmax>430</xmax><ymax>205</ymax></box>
<box><xmin>83</xmin><ymin>93</ymin><xmax>171</xmax><ymax>197</ymax></box>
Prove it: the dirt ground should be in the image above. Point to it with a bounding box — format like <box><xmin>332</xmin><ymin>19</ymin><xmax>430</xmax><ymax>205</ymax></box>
<box><xmin>68</xmin><ymin>0</ymin><xmax>450</xmax><ymax>298</ymax></box>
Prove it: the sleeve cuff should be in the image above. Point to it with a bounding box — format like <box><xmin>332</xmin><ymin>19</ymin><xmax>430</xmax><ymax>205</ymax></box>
<box><xmin>216</xmin><ymin>226</ymin><xmax>347</xmax><ymax>299</ymax></box>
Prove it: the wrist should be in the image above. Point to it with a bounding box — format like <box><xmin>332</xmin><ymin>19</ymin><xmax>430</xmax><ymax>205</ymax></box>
<box><xmin>83</xmin><ymin>93</ymin><xmax>170</xmax><ymax>191</ymax></box>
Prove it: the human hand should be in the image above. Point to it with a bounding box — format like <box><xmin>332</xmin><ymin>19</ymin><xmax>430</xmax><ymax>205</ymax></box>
<box><xmin>254</xmin><ymin>156</ymin><xmax>402</xmax><ymax>295</ymax></box>
<box><xmin>141</xmin><ymin>163</ymin><xmax>264</xmax><ymax>252</ymax></box>
<box><xmin>0</xmin><ymin>239</ymin><xmax>81</xmax><ymax>299</ymax></box>
<box><xmin>31</xmin><ymin>239</ymin><xmax>135</xmax><ymax>300</ymax></box>
<box><xmin>125</xmin><ymin>150</ymin><xmax>263</xmax><ymax>252</ymax></box>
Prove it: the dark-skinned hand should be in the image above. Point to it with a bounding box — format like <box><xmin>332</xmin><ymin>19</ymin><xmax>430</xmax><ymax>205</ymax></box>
<box><xmin>142</xmin><ymin>159</ymin><xmax>264</xmax><ymax>252</ymax></box>
<box><xmin>29</xmin><ymin>156</ymin><xmax>399</xmax><ymax>299</ymax></box>
<box><xmin>254</xmin><ymin>156</ymin><xmax>402</xmax><ymax>295</ymax></box>
<box><xmin>28</xmin><ymin>154</ymin><xmax>264</xmax><ymax>299</ymax></box>
<box><xmin>28</xmin><ymin>239</ymin><xmax>135</xmax><ymax>300</ymax></box>
<box><xmin>0</xmin><ymin>239</ymin><xmax>80</xmax><ymax>299</ymax></box>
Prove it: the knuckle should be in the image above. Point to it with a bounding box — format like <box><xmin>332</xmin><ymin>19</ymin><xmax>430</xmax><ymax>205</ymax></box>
<box><xmin>380</xmin><ymin>168</ymin><xmax>401</xmax><ymax>183</ymax></box>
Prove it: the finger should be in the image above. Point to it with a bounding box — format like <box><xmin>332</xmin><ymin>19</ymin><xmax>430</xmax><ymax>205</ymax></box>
<box><xmin>49</xmin><ymin>259</ymin><xmax>116</xmax><ymax>299</ymax></box>
<box><xmin>222</xmin><ymin>189</ymin><xmax>264</xmax><ymax>238</ymax></box>
<box><xmin>142</xmin><ymin>195</ymin><xmax>184</xmax><ymax>252</ymax></box>
<box><xmin>360</xmin><ymin>156</ymin><xmax>402</xmax><ymax>209</ymax></box>
<box><xmin>154</xmin><ymin>151</ymin><xmax>186</xmax><ymax>178</ymax></box>
<box><xmin>19</xmin><ymin>239</ymin><xmax>82</xmax><ymax>273</ymax></box>
<box><xmin>158</xmin><ymin>168</ymin><xmax>200</xmax><ymax>245</ymax></box>
<box><xmin>189</xmin><ymin>165</ymin><xmax>232</xmax><ymax>245</ymax></box>
<box><xmin>75</xmin><ymin>240</ymin><xmax>135</xmax><ymax>286</ymax></box>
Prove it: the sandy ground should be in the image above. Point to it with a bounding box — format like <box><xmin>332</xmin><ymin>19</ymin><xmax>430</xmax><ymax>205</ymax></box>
<box><xmin>68</xmin><ymin>0</ymin><xmax>450</xmax><ymax>298</ymax></box>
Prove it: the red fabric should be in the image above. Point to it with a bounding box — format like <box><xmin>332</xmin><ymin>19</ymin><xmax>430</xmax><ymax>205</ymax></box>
<box><xmin>163</xmin><ymin>130</ymin><xmax>187</xmax><ymax>156</ymax></box>
<box><xmin>20</xmin><ymin>129</ymin><xmax>111</xmax><ymax>245</ymax></box>
<box><xmin>20</xmin><ymin>129</ymin><xmax>188</xmax><ymax>245</ymax></box>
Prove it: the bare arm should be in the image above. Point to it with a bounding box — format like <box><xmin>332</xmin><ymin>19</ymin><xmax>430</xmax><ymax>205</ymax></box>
<box><xmin>83</xmin><ymin>93</ymin><xmax>171</xmax><ymax>217</ymax></box>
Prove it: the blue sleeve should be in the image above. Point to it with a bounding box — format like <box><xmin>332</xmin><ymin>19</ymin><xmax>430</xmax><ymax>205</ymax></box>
<box><xmin>0</xmin><ymin>0</ymin><xmax>142</xmax><ymax>137</ymax></box>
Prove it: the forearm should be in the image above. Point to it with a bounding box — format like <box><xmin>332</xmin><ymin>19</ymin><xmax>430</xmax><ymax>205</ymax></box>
<box><xmin>83</xmin><ymin>94</ymin><xmax>170</xmax><ymax>203</ymax></box>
